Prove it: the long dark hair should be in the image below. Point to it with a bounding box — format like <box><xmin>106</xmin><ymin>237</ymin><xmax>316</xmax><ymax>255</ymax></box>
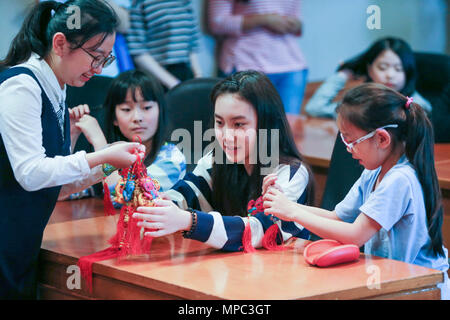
<box><xmin>0</xmin><ymin>0</ymin><xmax>118</xmax><ymax>67</ymax></box>
<box><xmin>103</xmin><ymin>69</ymin><xmax>169</xmax><ymax>166</ymax></box>
<box><xmin>210</xmin><ymin>70</ymin><xmax>315</xmax><ymax>216</ymax></box>
<box><xmin>336</xmin><ymin>83</ymin><xmax>444</xmax><ymax>257</ymax></box>
<box><xmin>338</xmin><ymin>37</ymin><xmax>417</xmax><ymax>97</ymax></box>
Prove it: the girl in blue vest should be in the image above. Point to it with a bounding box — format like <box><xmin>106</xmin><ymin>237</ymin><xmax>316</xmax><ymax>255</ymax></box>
<box><xmin>0</xmin><ymin>0</ymin><xmax>144</xmax><ymax>299</ymax></box>
<box><xmin>263</xmin><ymin>83</ymin><xmax>449</xmax><ymax>299</ymax></box>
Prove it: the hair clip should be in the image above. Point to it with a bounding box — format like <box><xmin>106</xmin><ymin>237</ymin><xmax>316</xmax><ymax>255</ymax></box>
<box><xmin>405</xmin><ymin>96</ymin><xmax>413</xmax><ymax>109</ymax></box>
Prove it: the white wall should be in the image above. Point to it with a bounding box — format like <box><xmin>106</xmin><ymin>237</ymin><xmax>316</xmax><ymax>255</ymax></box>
<box><xmin>193</xmin><ymin>0</ymin><xmax>448</xmax><ymax>81</ymax></box>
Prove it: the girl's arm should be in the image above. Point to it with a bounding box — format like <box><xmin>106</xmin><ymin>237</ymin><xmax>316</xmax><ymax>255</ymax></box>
<box><xmin>69</xmin><ymin>104</ymin><xmax>108</xmax><ymax>152</ymax></box>
<box><xmin>263</xmin><ymin>188</ymin><xmax>381</xmax><ymax>247</ymax></box>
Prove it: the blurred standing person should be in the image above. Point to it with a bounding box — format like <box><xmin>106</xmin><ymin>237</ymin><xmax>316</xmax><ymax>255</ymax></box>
<box><xmin>209</xmin><ymin>0</ymin><xmax>308</xmax><ymax>115</ymax></box>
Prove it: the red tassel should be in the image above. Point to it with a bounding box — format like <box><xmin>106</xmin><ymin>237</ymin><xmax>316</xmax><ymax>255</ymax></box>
<box><xmin>103</xmin><ymin>179</ymin><xmax>116</xmax><ymax>216</ymax></box>
<box><xmin>262</xmin><ymin>223</ymin><xmax>286</xmax><ymax>251</ymax></box>
<box><xmin>77</xmin><ymin>247</ymin><xmax>120</xmax><ymax>293</ymax></box>
<box><xmin>241</xmin><ymin>217</ymin><xmax>256</xmax><ymax>253</ymax></box>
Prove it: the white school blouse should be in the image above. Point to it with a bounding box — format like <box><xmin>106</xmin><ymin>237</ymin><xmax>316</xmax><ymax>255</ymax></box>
<box><xmin>0</xmin><ymin>53</ymin><xmax>102</xmax><ymax>196</ymax></box>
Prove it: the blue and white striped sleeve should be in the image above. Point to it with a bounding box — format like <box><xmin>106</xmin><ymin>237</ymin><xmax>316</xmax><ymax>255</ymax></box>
<box><xmin>166</xmin><ymin>158</ymin><xmax>311</xmax><ymax>251</ymax></box>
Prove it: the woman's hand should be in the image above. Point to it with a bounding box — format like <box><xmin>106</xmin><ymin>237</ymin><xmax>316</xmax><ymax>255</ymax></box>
<box><xmin>133</xmin><ymin>199</ymin><xmax>192</xmax><ymax>237</ymax></box>
<box><xmin>263</xmin><ymin>187</ymin><xmax>298</xmax><ymax>222</ymax></box>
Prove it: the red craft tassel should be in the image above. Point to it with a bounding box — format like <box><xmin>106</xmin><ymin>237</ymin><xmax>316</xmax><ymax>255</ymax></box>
<box><xmin>262</xmin><ymin>223</ymin><xmax>286</xmax><ymax>251</ymax></box>
<box><xmin>241</xmin><ymin>217</ymin><xmax>256</xmax><ymax>253</ymax></box>
<box><xmin>103</xmin><ymin>179</ymin><xmax>116</xmax><ymax>216</ymax></box>
<box><xmin>77</xmin><ymin>247</ymin><xmax>120</xmax><ymax>293</ymax></box>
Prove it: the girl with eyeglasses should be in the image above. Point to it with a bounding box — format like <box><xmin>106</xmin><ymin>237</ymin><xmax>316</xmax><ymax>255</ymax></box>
<box><xmin>0</xmin><ymin>0</ymin><xmax>146</xmax><ymax>299</ymax></box>
<box><xmin>263</xmin><ymin>83</ymin><xmax>449</xmax><ymax>299</ymax></box>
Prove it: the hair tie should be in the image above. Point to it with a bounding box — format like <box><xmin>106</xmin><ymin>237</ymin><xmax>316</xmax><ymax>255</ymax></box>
<box><xmin>405</xmin><ymin>96</ymin><xmax>413</xmax><ymax>109</ymax></box>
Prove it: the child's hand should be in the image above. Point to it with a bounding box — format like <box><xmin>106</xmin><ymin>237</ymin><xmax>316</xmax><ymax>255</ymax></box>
<box><xmin>263</xmin><ymin>187</ymin><xmax>298</xmax><ymax>222</ymax></box>
<box><xmin>75</xmin><ymin>114</ymin><xmax>107</xmax><ymax>151</ymax></box>
<box><xmin>262</xmin><ymin>173</ymin><xmax>283</xmax><ymax>196</ymax></box>
<box><xmin>133</xmin><ymin>199</ymin><xmax>192</xmax><ymax>237</ymax></box>
<box><xmin>98</xmin><ymin>142</ymin><xmax>145</xmax><ymax>168</ymax></box>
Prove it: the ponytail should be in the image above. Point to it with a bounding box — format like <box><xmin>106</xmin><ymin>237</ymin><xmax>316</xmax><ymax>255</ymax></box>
<box><xmin>404</xmin><ymin>102</ymin><xmax>444</xmax><ymax>257</ymax></box>
<box><xmin>1</xmin><ymin>0</ymin><xmax>118</xmax><ymax>68</ymax></box>
<box><xmin>337</xmin><ymin>83</ymin><xmax>444</xmax><ymax>257</ymax></box>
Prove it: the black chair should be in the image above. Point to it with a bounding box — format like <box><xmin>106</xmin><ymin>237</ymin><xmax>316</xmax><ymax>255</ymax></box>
<box><xmin>66</xmin><ymin>75</ymin><xmax>114</xmax><ymax>153</ymax></box>
<box><xmin>415</xmin><ymin>52</ymin><xmax>450</xmax><ymax>142</ymax></box>
<box><xmin>320</xmin><ymin>134</ymin><xmax>364</xmax><ymax>211</ymax></box>
<box><xmin>165</xmin><ymin>77</ymin><xmax>223</xmax><ymax>172</ymax></box>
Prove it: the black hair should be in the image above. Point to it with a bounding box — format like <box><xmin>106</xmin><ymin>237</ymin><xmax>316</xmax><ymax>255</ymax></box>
<box><xmin>103</xmin><ymin>69</ymin><xmax>169</xmax><ymax>166</ymax></box>
<box><xmin>338</xmin><ymin>37</ymin><xmax>417</xmax><ymax>97</ymax></box>
<box><xmin>336</xmin><ymin>83</ymin><xmax>444</xmax><ymax>257</ymax></box>
<box><xmin>0</xmin><ymin>0</ymin><xmax>118</xmax><ymax>67</ymax></box>
<box><xmin>210</xmin><ymin>70</ymin><xmax>315</xmax><ymax>217</ymax></box>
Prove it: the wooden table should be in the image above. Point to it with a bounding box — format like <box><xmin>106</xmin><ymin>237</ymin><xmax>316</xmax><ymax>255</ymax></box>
<box><xmin>38</xmin><ymin>199</ymin><xmax>444</xmax><ymax>300</ymax></box>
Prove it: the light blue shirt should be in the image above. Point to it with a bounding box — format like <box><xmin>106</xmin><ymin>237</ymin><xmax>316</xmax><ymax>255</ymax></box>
<box><xmin>305</xmin><ymin>72</ymin><xmax>433</xmax><ymax>118</ymax></box>
<box><xmin>335</xmin><ymin>155</ymin><xmax>448</xmax><ymax>271</ymax></box>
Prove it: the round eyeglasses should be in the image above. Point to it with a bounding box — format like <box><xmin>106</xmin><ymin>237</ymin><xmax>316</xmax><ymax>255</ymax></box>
<box><xmin>340</xmin><ymin>124</ymin><xmax>399</xmax><ymax>152</ymax></box>
<box><xmin>81</xmin><ymin>47</ymin><xmax>115</xmax><ymax>69</ymax></box>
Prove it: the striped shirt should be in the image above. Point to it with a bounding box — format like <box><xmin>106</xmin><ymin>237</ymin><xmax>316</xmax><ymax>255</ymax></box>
<box><xmin>208</xmin><ymin>0</ymin><xmax>307</xmax><ymax>74</ymax></box>
<box><xmin>126</xmin><ymin>0</ymin><xmax>200</xmax><ymax>65</ymax></box>
<box><xmin>165</xmin><ymin>152</ymin><xmax>310</xmax><ymax>251</ymax></box>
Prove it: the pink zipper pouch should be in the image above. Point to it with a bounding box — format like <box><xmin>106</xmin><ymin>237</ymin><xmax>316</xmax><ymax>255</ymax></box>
<box><xmin>304</xmin><ymin>239</ymin><xmax>360</xmax><ymax>267</ymax></box>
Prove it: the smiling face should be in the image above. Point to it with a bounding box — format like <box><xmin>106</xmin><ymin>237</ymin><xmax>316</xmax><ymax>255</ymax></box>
<box><xmin>214</xmin><ymin>93</ymin><xmax>258</xmax><ymax>165</ymax></box>
<box><xmin>367</xmin><ymin>49</ymin><xmax>406</xmax><ymax>92</ymax></box>
<box><xmin>56</xmin><ymin>32</ymin><xmax>116</xmax><ymax>87</ymax></box>
<box><xmin>113</xmin><ymin>87</ymin><xmax>160</xmax><ymax>145</ymax></box>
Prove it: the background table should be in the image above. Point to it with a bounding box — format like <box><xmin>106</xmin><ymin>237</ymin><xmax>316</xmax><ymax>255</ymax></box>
<box><xmin>38</xmin><ymin>199</ymin><xmax>444</xmax><ymax>300</ymax></box>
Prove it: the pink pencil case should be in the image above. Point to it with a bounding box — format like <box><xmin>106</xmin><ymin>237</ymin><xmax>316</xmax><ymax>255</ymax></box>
<box><xmin>304</xmin><ymin>239</ymin><xmax>360</xmax><ymax>267</ymax></box>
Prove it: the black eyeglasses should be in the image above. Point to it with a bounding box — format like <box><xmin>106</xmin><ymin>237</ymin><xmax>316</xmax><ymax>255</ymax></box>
<box><xmin>81</xmin><ymin>47</ymin><xmax>115</xmax><ymax>69</ymax></box>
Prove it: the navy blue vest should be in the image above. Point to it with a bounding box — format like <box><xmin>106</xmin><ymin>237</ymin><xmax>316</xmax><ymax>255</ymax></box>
<box><xmin>0</xmin><ymin>67</ymin><xmax>71</xmax><ymax>299</ymax></box>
